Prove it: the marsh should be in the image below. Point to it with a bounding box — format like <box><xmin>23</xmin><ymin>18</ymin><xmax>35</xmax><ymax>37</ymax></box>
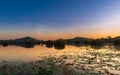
<box><xmin>0</xmin><ymin>44</ymin><xmax>120</xmax><ymax>74</ymax></box>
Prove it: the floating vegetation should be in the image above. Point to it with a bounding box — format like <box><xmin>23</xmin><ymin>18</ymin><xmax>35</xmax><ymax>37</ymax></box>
<box><xmin>0</xmin><ymin>49</ymin><xmax>120</xmax><ymax>75</ymax></box>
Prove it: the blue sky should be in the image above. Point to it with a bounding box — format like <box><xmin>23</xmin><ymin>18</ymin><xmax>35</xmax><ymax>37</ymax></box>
<box><xmin>0</xmin><ymin>0</ymin><xmax>120</xmax><ymax>40</ymax></box>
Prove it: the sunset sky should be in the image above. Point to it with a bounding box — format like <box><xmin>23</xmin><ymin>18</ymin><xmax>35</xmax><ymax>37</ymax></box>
<box><xmin>0</xmin><ymin>0</ymin><xmax>120</xmax><ymax>40</ymax></box>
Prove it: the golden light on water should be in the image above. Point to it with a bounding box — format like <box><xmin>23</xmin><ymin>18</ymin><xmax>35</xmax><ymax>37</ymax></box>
<box><xmin>0</xmin><ymin>45</ymin><xmax>119</xmax><ymax>62</ymax></box>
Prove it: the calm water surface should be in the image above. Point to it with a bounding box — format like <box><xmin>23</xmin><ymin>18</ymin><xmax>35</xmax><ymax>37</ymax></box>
<box><xmin>0</xmin><ymin>45</ymin><xmax>119</xmax><ymax>62</ymax></box>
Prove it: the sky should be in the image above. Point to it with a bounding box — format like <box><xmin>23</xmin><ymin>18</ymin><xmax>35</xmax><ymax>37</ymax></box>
<box><xmin>0</xmin><ymin>0</ymin><xmax>120</xmax><ymax>40</ymax></box>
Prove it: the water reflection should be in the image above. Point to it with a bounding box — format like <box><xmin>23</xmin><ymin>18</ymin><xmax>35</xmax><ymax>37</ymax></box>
<box><xmin>1</xmin><ymin>40</ymin><xmax>120</xmax><ymax>75</ymax></box>
<box><xmin>15</xmin><ymin>43</ymin><xmax>35</xmax><ymax>48</ymax></box>
<box><xmin>0</xmin><ymin>41</ymin><xmax>8</xmax><ymax>47</ymax></box>
<box><xmin>0</xmin><ymin>44</ymin><xmax>120</xmax><ymax>62</ymax></box>
<box><xmin>54</xmin><ymin>39</ymin><xmax>65</xmax><ymax>50</ymax></box>
<box><xmin>1</xmin><ymin>39</ymin><xmax>120</xmax><ymax>51</ymax></box>
<box><xmin>114</xmin><ymin>45</ymin><xmax>120</xmax><ymax>50</ymax></box>
<box><xmin>45</xmin><ymin>40</ymin><xmax>54</xmax><ymax>48</ymax></box>
<box><xmin>90</xmin><ymin>45</ymin><xmax>103</xmax><ymax>49</ymax></box>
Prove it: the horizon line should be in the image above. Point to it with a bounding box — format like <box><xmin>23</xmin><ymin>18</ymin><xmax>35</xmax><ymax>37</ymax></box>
<box><xmin>0</xmin><ymin>35</ymin><xmax>120</xmax><ymax>41</ymax></box>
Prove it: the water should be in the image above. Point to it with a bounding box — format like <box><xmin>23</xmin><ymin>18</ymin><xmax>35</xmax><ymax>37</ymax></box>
<box><xmin>1</xmin><ymin>45</ymin><xmax>120</xmax><ymax>74</ymax></box>
<box><xmin>0</xmin><ymin>44</ymin><xmax>120</xmax><ymax>63</ymax></box>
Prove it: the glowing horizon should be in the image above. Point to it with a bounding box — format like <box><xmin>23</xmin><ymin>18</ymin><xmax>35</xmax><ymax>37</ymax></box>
<box><xmin>0</xmin><ymin>0</ymin><xmax>120</xmax><ymax>40</ymax></box>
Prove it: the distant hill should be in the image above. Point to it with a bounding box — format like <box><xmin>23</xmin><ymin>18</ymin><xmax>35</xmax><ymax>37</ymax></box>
<box><xmin>64</xmin><ymin>37</ymin><xmax>92</xmax><ymax>43</ymax></box>
<box><xmin>14</xmin><ymin>37</ymin><xmax>40</xmax><ymax>42</ymax></box>
<box><xmin>114</xmin><ymin>36</ymin><xmax>120</xmax><ymax>39</ymax></box>
<box><xmin>65</xmin><ymin>37</ymin><xmax>91</xmax><ymax>41</ymax></box>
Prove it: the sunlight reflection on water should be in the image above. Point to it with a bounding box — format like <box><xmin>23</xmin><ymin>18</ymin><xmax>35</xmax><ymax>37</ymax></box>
<box><xmin>0</xmin><ymin>45</ymin><xmax>119</xmax><ymax>62</ymax></box>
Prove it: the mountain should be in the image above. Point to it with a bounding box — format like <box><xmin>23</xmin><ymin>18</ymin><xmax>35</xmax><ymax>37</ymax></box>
<box><xmin>114</xmin><ymin>36</ymin><xmax>120</xmax><ymax>39</ymax></box>
<box><xmin>65</xmin><ymin>37</ymin><xmax>91</xmax><ymax>41</ymax></box>
<box><xmin>15</xmin><ymin>37</ymin><xmax>40</xmax><ymax>42</ymax></box>
<box><xmin>63</xmin><ymin>37</ymin><xmax>93</xmax><ymax>46</ymax></box>
<box><xmin>64</xmin><ymin>37</ymin><xmax>92</xmax><ymax>45</ymax></box>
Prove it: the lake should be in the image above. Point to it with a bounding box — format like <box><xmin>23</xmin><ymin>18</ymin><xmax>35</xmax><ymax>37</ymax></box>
<box><xmin>1</xmin><ymin>44</ymin><xmax>120</xmax><ymax>74</ymax></box>
<box><xmin>0</xmin><ymin>44</ymin><xmax>119</xmax><ymax>63</ymax></box>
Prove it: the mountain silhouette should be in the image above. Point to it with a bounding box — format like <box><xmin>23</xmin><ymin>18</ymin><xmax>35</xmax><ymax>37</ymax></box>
<box><xmin>15</xmin><ymin>37</ymin><xmax>40</xmax><ymax>42</ymax></box>
<box><xmin>65</xmin><ymin>37</ymin><xmax>92</xmax><ymax>42</ymax></box>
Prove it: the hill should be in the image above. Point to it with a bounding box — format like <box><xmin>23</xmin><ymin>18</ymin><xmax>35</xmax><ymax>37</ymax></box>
<box><xmin>15</xmin><ymin>37</ymin><xmax>40</xmax><ymax>42</ymax></box>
